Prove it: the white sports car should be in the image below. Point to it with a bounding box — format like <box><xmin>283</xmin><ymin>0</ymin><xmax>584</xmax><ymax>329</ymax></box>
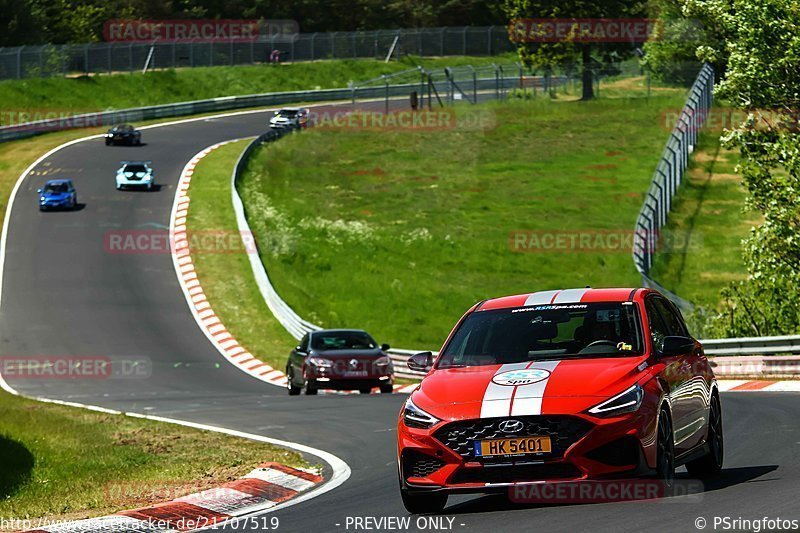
<box><xmin>116</xmin><ymin>161</ymin><xmax>155</xmax><ymax>190</ymax></box>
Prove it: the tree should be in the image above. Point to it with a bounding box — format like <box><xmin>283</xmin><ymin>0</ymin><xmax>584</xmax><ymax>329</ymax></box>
<box><xmin>682</xmin><ymin>0</ymin><xmax>800</xmax><ymax>336</ymax></box>
<box><xmin>501</xmin><ymin>0</ymin><xmax>648</xmax><ymax>100</ymax></box>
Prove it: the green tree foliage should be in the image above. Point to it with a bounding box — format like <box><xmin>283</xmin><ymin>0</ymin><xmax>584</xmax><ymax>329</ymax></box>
<box><xmin>641</xmin><ymin>0</ymin><xmax>720</xmax><ymax>84</ymax></box>
<box><xmin>0</xmin><ymin>0</ymin><xmax>506</xmax><ymax>46</ymax></box>
<box><xmin>501</xmin><ymin>0</ymin><xmax>647</xmax><ymax>99</ymax></box>
<box><xmin>682</xmin><ymin>0</ymin><xmax>800</xmax><ymax>336</ymax></box>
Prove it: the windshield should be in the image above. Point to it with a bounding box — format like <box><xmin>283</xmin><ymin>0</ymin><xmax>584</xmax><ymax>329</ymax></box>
<box><xmin>277</xmin><ymin>110</ymin><xmax>298</xmax><ymax>118</ymax></box>
<box><xmin>438</xmin><ymin>302</ymin><xmax>642</xmax><ymax>368</ymax></box>
<box><xmin>43</xmin><ymin>183</ymin><xmax>69</xmax><ymax>194</ymax></box>
<box><xmin>112</xmin><ymin>125</ymin><xmax>132</xmax><ymax>132</ymax></box>
<box><xmin>124</xmin><ymin>164</ymin><xmax>147</xmax><ymax>173</ymax></box>
<box><xmin>311</xmin><ymin>331</ymin><xmax>376</xmax><ymax>351</ymax></box>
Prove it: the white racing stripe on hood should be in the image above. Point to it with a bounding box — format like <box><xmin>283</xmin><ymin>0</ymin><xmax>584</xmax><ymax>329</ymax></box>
<box><xmin>479</xmin><ymin>363</ymin><xmax>530</xmax><ymax>418</ymax></box>
<box><xmin>509</xmin><ymin>360</ymin><xmax>561</xmax><ymax>416</ymax></box>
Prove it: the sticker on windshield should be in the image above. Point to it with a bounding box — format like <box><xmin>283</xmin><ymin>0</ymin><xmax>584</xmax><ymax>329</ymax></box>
<box><xmin>596</xmin><ymin>309</ymin><xmax>621</xmax><ymax>322</ymax></box>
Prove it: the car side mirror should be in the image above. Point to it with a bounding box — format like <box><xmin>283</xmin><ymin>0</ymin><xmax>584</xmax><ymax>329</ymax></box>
<box><xmin>381</xmin><ymin>343</ymin><xmax>391</xmax><ymax>351</ymax></box>
<box><xmin>294</xmin><ymin>346</ymin><xmax>307</xmax><ymax>355</ymax></box>
<box><xmin>659</xmin><ymin>336</ymin><xmax>695</xmax><ymax>357</ymax></box>
<box><xmin>407</xmin><ymin>351</ymin><xmax>433</xmax><ymax>372</ymax></box>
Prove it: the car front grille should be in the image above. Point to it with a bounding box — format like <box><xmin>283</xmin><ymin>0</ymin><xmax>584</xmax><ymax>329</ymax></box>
<box><xmin>433</xmin><ymin>416</ymin><xmax>592</xmax><ymax>460</ymax></box>
<box><xmin>402</xmin><ymin>450</ymin><xmax>446</xmax><ymax>478</ymax></box>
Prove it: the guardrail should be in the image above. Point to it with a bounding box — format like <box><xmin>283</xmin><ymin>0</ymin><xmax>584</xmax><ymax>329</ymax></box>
<box><xmin>0</xmin><ymin>71</ymin><xmax>528</xmax><ymax>145</ymax></box>
<box><xmin>632</xmin><ymin>63</ymin><xmax>715</xmax><ymax>311</ymax></box>
<box><xmin>700</xmin><ymin>335</ymin><xmax>800</xmax><ymax>356</ymax></box>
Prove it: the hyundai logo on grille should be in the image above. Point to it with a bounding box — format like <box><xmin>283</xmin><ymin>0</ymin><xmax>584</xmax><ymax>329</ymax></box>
<box><xmin>498</xmin><ymin>419</ymin><xmax>524</xmax><ymax>433</ymax></box>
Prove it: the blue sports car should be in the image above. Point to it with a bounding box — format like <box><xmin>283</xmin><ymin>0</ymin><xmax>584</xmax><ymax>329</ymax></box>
<box><xmin>38</xmin><ymin>179</ymin><xmax>78</xmax><ymax>211</ymax></box>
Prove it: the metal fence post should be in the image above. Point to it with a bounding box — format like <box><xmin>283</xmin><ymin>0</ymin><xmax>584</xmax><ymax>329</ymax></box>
<box><xmin>311</xmin><ymin>33</ymin><xmax>317</xmax><ymax>61</ymax></box>
<box><xmin>384</xmin><ymin>75</ymin><xmax>389</xmax><ymax>114</ymax></box>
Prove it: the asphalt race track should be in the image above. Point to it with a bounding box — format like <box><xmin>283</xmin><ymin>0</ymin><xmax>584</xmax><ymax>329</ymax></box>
<box><xmin>2</xmin><ymin>107</ymin><xmax>799</xmax><ymax>532</ymax></box>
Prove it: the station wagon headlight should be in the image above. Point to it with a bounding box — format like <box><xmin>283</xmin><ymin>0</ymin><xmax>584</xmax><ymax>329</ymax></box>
<box><xmin>308</xmin><ymin>357</ymin><xmax>333</xmax><ymax>368</ymax></box>
<box><xmin>375</xmin><ymin>356</ymin><xmax>391</xmax><ymax>367</ymax></box>
<box><xmin>588</xmin><ymin>384</ymin><xmax>643</xmax><ymax>417</ymax></box>
<box><xmin>403</xmin><ymin>397</ymin><xmax>440</xmax><ymax>429</ymax></box>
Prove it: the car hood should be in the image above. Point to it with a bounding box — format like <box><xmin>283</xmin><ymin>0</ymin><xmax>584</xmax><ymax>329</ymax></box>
<box><xmin>412</xmin><ymin>356</ymin><xmax>648</xmax><ymax>420</ymax></box>
<box><xmin>311</xmin><ymin>348</ymin><xmax>385</xmax><ymax>359</ymax></box>
<box><xmin>41</xmin><ymin>192</ymin><xmax>71</xmax><ymax>200</ymax></box>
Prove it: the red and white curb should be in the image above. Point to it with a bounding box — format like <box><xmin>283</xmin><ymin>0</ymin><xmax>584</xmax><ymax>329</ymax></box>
<box><xmin>21</xmin><ymin>463</ymin><xmax>322</xmax><ymax>533</ymax></box>
<box><xmin>717</xmin><ymin>380</ymin><xmax>800</xmax><ymax>392</ymax></box>
<box><xmin>170</xmin><ymin>141</ymin><xmax>418</xmax><ymax>395</ymax></box>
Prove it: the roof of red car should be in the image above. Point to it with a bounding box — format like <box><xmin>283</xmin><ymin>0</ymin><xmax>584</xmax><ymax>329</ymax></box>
<box><xmin>477</xmin><ymin>288</ymin><xmax>639</xmax><ymax>311</ymax></box>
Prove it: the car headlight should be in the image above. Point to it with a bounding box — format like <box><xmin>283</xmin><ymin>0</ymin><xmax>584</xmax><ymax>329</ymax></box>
<box><xmin>40</xmin><ymin>196</ymin><xmax>46</xmax><ymax>201</ymax></box>
<box><xmin>588</xmin><ymin>384</ymin><xmax>643</xmax><ymax>417</ymax></box>
<box><xmin>403</xmin><ymin>397</ymin><xmax>440</xmax><ymax>429</ymax></box>
<box><xmin>308</xmin><ymin>357</ymin><xmax>333</xmax><ymax>368</ymax></box>
<box><xmin>375</xmin><ymin>356</ymin><xmax>391</xmax><ymax>367</ymax></box>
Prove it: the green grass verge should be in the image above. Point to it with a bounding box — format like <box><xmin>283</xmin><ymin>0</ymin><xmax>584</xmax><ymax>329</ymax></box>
<box><xmin>185</xmin><ymin>140</ymin><xmax>297</xmax><ymax>371</ymax></box>
<box><xmin>649</xmin><ymin>129</ymin><xmax>753</xmax><ymax>334</ymax></box>
<box><xmin>238</xmin><ymin>91</ymin><xmax>698</xmax><ymax>349</ymax></box>
<box><xmin>0</xmin><ymin>391</ymin><xmax>306</xmax><ymax>524</ymax></box>
<box><xmin>0</xmin><ymin>55</ymin><xmax>514</xmax><ymax>117</ymax></box>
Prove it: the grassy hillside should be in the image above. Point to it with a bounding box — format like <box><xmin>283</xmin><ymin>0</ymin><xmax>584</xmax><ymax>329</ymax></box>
<box><xmin>238</xmin><ymin>91</ymin><xmax>696</xmax><ymax>349</ymax></box>
<box><xmin>0</xmin><ymin>55</ymin><xmax>513</xmax><ymax>117</ymax></box>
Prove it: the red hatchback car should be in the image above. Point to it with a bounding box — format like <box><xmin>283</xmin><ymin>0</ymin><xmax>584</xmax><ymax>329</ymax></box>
<box><xmin>397</xmin><ymin>288</ymin><xmax>723</xmax><ymax>513</ymax></box>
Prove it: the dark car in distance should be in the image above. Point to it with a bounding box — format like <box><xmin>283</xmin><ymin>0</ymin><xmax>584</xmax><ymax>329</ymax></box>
<box><xmin>286</xmin><ymin>329</ymin><xmax>394</xmax><ymax>395</ymax></box>
<box><xmin>105</xmin><ymin>124</ymin><xmax>142</xmax><ymax>146</ymax></box>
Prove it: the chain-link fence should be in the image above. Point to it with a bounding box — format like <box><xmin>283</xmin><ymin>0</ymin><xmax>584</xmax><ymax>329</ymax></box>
<box><xmin>632</xmin><ymin>63</ymin><xmax>715</xmax><ymax>311</ymax></box>
<box><xmin>0</xmin><ymin>26</ymin><xmax>515</xmax><ymax>81</ymax></box>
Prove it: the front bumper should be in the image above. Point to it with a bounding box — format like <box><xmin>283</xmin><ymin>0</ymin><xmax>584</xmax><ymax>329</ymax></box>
<box><xmin>116</xmin><ymin>177</ymin><xmax>153</xmax><ymax>188</ymax></box>
<box><xmin>40</xmin><ymin>198</ymin><xmax>74</xmax><ymax>209</ymax></box>
<box><xmin>398</xmin><ymin>410</ymin><xmax>657</xmax><ymax>494</ymax></box>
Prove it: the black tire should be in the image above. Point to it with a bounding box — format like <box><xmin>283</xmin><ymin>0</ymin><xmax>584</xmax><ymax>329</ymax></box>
<box><xmin>400</xmin><ymin>489</ymin><xmax>447</xmax><ymax>514</ymax></box>
<box><xmin>359</xmin><ymin>387</ymin><xmax>372</xmax><ymax>394</ymax></box>
<box><xmin>105</xmin><ymin>139</ymin><xmax>111</xmax><ymax>146</ymax></box>
<box><xmin>380</xmin><ymin>383</ymin><xmax>394</xmax><ymax>394</ymax></box>
<box><xmin>286</xmin><ymin>368</ymin><xmax>301</xmax><ymax>396</ymax></box>
<box><xmin>305</xmin><ymin>381</ymin><xmax>318</xmax><ymax>395</ymax></box>
<box><xmin>686</xmin><ymin>394</ymin><xmax>723</xmax><ymax>477</ymax></box>
<box><xmin>655</xmin><ymin>407</ymin><xmax>675</xmax><ymax>489</ymax></box>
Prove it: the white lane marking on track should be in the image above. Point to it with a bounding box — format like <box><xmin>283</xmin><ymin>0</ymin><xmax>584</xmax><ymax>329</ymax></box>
<box><xmin>0</xmin><ymin>107</ymin><xmax>354</xmax><ymax>519</ymax></box>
